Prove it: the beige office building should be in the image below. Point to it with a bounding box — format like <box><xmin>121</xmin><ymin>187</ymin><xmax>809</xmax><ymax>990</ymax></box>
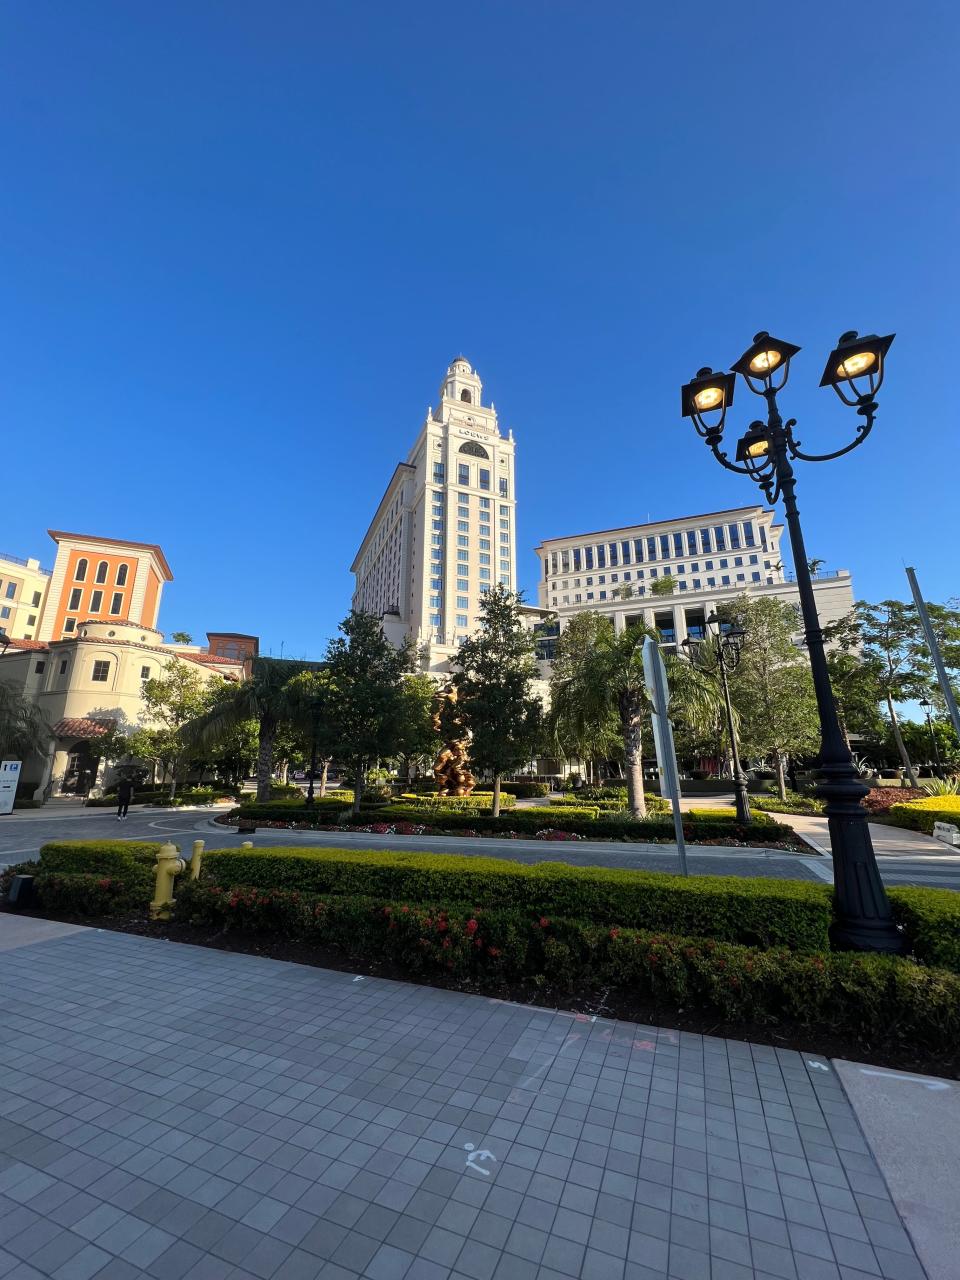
<box><xmin>534</xmin><ymin>505</ymin><xmax>854</xmax><ymax>654</ymax></box>
<box><xmin>351</xmin><ymin>358</ymin><xmax>517</xmax><ymax>674</ymax></box>
<box><xmin>0</xmin><ymin>552</ymin><xmax>51</xmax><ymax>641</ymax></box>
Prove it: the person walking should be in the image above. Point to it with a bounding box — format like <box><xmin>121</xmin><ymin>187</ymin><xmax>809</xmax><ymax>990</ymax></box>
<box><xmin>116</xmin><ymin>776</ymin><xmax>134</xmax><ymax>820</ymax></box>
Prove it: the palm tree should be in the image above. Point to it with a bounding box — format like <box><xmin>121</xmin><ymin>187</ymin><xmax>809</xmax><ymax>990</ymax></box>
<box><xmin>181</xmin><ymin>657</ymin><xmax>311</xmax><ymax>801</ymax></box>
<box><xmin>0</xmin><ymin>683</ymin><xmax>51</xmax><ymax>761</ymax></box>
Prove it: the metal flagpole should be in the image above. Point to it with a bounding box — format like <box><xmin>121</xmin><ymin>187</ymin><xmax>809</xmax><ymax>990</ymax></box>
<box><xmin>905</xmin><ymin>567</ymin><xmax>960</xmax><ymax>742</ymax></box>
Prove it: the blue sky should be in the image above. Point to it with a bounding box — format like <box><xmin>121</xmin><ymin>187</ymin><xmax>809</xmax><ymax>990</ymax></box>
<box><xmin>2</xmin><ymin>1</ymin><xmax>956</xmax><ymax>659</ymax></box>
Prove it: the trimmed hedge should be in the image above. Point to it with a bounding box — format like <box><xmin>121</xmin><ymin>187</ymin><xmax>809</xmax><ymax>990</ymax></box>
<box><xmin>888</xmin><ymin>886</ymin><xmax>960</xmax><ymax>972</ymax></box>
<box><xmin>357</xmin><ymin>805</ymin><xmax>793</xmax><ymax>844</ymax></box>
<box><xmin>888</xmin><ymin>796</ymin><xmax>960</xmax><ymax>834</ymax></box>
<box><xmin>87</xmin><ymin>787</ymin><xmax>238</xmax><ymax>807</ymax></box>
<box><xmin>500</xmin><ymin>781</ymin><xmax>550</xmax><ymax>798</ymax></box>
<box><xmin>751</xmin><ymin>793</ymin><xmax>825</xmax><ymax>815</ymax></box>
<box><xmin>228</xmin><ymin>799</ymin><xmax>353</xmax><ymax>824</ymax></box>
<box><xmin>173</xmin><ymin>882</ymin><xmax>960</xmax><ymax>1056</ymax></box>
<box><xmin>199</xmin><ymin>847</ymin><xmax>833</xmax><ymax>950</ymax></box>
<box><xmin>395</xmin><ymin>792</ymin><xmax>517</xmax><ymax>810</ymax></box>
<box><xmin>39</xmin><ymin>840</ymin><xmax>162</xmax><ymax>874</ymax></box>
<box><xmin>23</xmin><ymin>840</ymin><xmax>163</xmax><ymax>911</ymax></box>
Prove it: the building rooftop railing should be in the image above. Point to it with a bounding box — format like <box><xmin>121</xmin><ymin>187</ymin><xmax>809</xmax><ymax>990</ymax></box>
<box><xmin>0</xmin><ymin>552</ymin><xmax>51</xmax><ymax>575</ymax></box>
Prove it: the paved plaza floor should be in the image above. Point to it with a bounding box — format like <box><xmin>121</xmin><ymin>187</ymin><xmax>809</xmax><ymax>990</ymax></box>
<box><xmin>0</xmin><ymin>921</ymin><xmax>932</xmax><ymax>1280</ymax></box>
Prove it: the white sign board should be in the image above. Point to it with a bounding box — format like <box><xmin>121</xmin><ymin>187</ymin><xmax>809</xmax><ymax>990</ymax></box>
<box><xmin>0</xmin><ymin>760</ymin><xmax>22</xmax><ymax>816</ymax></box>
<box><xmin>641</xmin><ymin>639</ymin><xmax>688</xmax><ymax>877</ymax></box>
<box><xmin>933</xmin><ymin>821</ymin><xmax>960</xmax><ymax>848</ymax></box>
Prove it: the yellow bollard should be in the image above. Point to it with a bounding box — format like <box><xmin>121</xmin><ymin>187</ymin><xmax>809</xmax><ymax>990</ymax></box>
<box><xmin>150</xmin><ymin>842</ymin><xmax>185</xmax><ymax>920</ymax></box>
<box><xmin>190</xmin><ymin>840</ymin><xmax>205</xmax><ymax>881</ymax></box>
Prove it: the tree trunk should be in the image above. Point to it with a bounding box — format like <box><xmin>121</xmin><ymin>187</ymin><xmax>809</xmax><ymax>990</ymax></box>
<box><xmin>492</xmin><ymin>774</ymin><xmax>502</xmax><ymax>818</ymax></box>
<box><xmin>775</xmin><ymin>753</ymin><xmax>787</xmax><ymax>801</ymax></box>
<box><xmin>352</xmin><ymin>763</ymin><xmax>366</xmax><ymax>815</ymax></box>
<box><xmin>168</xmin><ymin>766</ymin><xmax>177</xmax><ymax>801</ymax></box>
<box><xmin>319</xmin><ymin>759</ymin><xmax>329</xmax><ymax>799</ymax></box>
<box><xmin>621</xmin><ymin>700</ymin><xmax>647</xmax><ymax>819</ymax></box>
<box><xmin>885</xmin><ymin>694</ymin><xmax>919</xmax><ymax>788</ymax></box>
<box><xmin>256</xmin><ymin>716</ymin><xmax>276</xmax><ymax>802</ymax></box>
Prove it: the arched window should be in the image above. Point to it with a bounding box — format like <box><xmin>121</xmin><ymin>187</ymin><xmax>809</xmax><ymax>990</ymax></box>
<box><xmin>459</xmin><ymin>441</ymin><xmax>489</xmax><ymax>459</ymax></box>
<box><xmin>116</xmin><ymin>563</ymin><xmax>128</xmax><ymax>586</ymax></box>
<box><xmin>75</xmin><ymin>558</ymin><xmax>88</xmax><ymax>581</ymax></box>
<box><xmin>460</xmin><ymin>389</ymin><xmax>472</xmax><ymax>403</ymax></box>
<box><xmin>95</xmin><ymin>560</ymin><xmax>108</xmax><ymax>583</ymax></box>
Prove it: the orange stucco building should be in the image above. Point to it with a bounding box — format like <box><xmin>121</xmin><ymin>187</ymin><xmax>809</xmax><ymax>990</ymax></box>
<box><xmin>38</xmin><ymin>531</ymin><xmax>174</xmax><ymax>642</ymax></box>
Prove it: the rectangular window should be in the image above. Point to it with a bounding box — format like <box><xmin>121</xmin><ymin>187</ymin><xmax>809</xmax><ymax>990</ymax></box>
<box><xmin>634</xmin><ymin>539</ymin><xmax>644</xmax><ymax>563</ymax></box>
<box><xmin>116</xmin><ymin>563</ymin><xmax>128</xmax><ymax>586</ymax></box>
<box><xmin>478</xmin><ymin>538</ymin><xmax>490</xmax><ymax>551</ymax></box>
<box><xmin>457</xmin><ymin>578</ymin><xmax>469</xmax><ymax>591</ymax></box>
<box><xmin>499</xmin><ymin>477</ymin><xmax>508</xmax><ymax>497</ymax></box>
<box><xmin>432</xmin><ymin>534</ymin><xmax>443</xmax><ymax>546</ymax></box>
<box><xmin>4</xmin><ymin>582</ymin><xmax>15</xmax><ymax>599</ymax></box>
<box><xmin>721</xmin><ymin>575</ymin><xmax>731</xmax><ymax>585</ymax></box>
<box><xmin>458</xmin><ymin>463</ymin><xmax>470</xmax><ymax>485</ymax></box>
<box><xmin>431</xmin><ymin>577</ymin><xmax>442</xmax><ymax>590</ymax></box>
<box><xmin>752</xmin><ymin>572</ymin><xmax>761</xmax><ymax>582</ymax></box>
<box><xmin>719</xmin><ymin>558</ymin><xmax>728</xmax><ymax>569</ymax></box>
<box><xmin>760</xmin><ymin>525</ymin><xmax>768</xmax><ymax>550</ymax></box>
<box><xmin>693</xmin><ymin>578</ymin><xmax>701</xmax><ymax>590</ymax></box>
<box><xmin>108</xmin><ymin>592</ymin><xmax>121</xmax><ymax>615</ymax></box>
<box><xmin>33</xmin><ymin>591</ymin><xmax>42</xmax><ymax>607</ymax></box>
<box><xmin>705</xmin><ymin>559</ymin><xmax>714</xmax><ymax>571</ymax></box>
<box><xmin>623</xmin><ymin>571</ymin><xmax>631</xmax><ymax>581</ymax></box>
<box><xmin>647</xmin><ymin>537</ymin><xmax>657</xmax><ymax>560</ymax></box>
<box><xmin>457</xmin><ymin>505</ymin><xmax>469</xmax><ymax>519</ymax></box>
<box><xmin>499</xmin><ymin>574</ymin><xmax>510</xmax><ymax>585</ymax></box>
<box><xmin>501</xmin><ymin>519</ymin><xmax>510</xmax><ymax>531</ymax></box>
<box><xmin>69</xmin><ymin>588</ymin><xmax>82</xmax><ymax>610</ymax></box>
<box><xmin>597</xmin><ymin>545</ymin><xmax>606</xmax><ymax>568</ymax></box>
<box><xmin>430</xmin><ymin>613</ymin><xmax>441</xmax><ymax>626</ymax></box>
<box><xmin>608</xmin><ymin>543</ymin><xmax>619</xmax><ymax>566</ymax></box>
<box><xmin>433</xmin><ymin>462</ymin><xmax>444</xmax><ymax>482</ymax></box>
<box><xmin>430</xmin><ymin>595</ymin><xmax>441</xmax><ymax>608</ymax></box>
<box><xmin>679</xmin><ymin>582</ymin><xmax>688</xmax><ymax>592</ymax></box>
<box><xmin>479</xmin><ymin>497</ymin><xmax>490</xmax><ymax>509</ymax></box>
<box><xmin>141</xmin><ymin>665</ymin><xmax>151</xmax><ymax>680</ymax></box>
<box><xmin>500</xmin><ymin>533</ymin><xmax>509</xmax><ymax>545</ymax></box>
<box><xmin>574</xmin><ymin>593</ymin><xmax>582</xmax><ymax>603</ymax></box>
<box><xmin>479</xmin><ymin>567</ymin><xmax>491</xmax><ymax>580</ymax></box>
<box><xmin>479</xmin><ymin>553</ymin><xmax>491</xmax><ymax>566</ymax></box>
<box><xmin>456</xmin><ymin>614</ymin><xmax>468</xmax><ymax>627</ymax></box>
<box><xmin>457</xmin><ymin>535</ymin><xmax>469</xmax><ymax>547</ymax></box>
<box><xmin>586</xmin><ymin>577</ymin><xmax>593</xmax><ymax>586</ymax></box>
<box><xmin>598</xmin><ymin>575</ymin><xmax>606</xmax><ymax>584</ymax></box>
<box><xmin>713</xmin><ymin>526</ymin><xmax>726</xmax><ymax>551</ymax></box>
<box><xmin>744</xmin><ymin>522</ymin><xmax>756</xmax><ymax>547</ymax></box>
<box><xmin>585</xmin><ymin>547</ymin><xmax>594</xmax><ymax>569</ymax></box>
<box><xmin>729</xmin><ymin>524</ymin><xmax>741</xmax><ymax>549</ymax></box>
<box><xmin>0</xmin><ymin>607</ymin><xmax>9</xmax><ymax>620</ymax></box>
<box><xmin>707</xmin><ymin>577</ymin><xmax>716</xmax><ymax>588</ymax></box>
<box><xmin>561</xmin><ymin>549</ymin><xmax>570</xmax><ymax>572</ymax></box>
<box><xmin>59</xmin><ymin>659</ymin><xmax>68</xmax><ymax>674</ymax></box>
<box><xmin>95</xmin><ymin>562</ymin><xmax>108</xmax><ymax>584</ymax></box>
<box><xmin>90</xmin><ymin>590</ymin><xmax>103</xmax><ymax>612</ymax></box>
<box><xmin>687</xmin><ymin>530</ymin><xmax>698</xmax><ymax>555</ymax></box>
<box><xmin>599</xmin><ymin>590</ymin><xmax>607</xmax><ymax>600</ymax></box>
<box><xmin>27</xmin><ymin>614</ymin><xmax>36</xmax><ymax>626</ymax></box>
<box><xmin>35</xmin><ymin>661</ymin><xmax>46</xmax><ymax>674</ymax></box>
<box><xmin>432</xmin><ymin>505</ymin><xmax>443</xmax><ymax>516</ymax></box>
<box><xmin>479</xmin><ymin>524</ymin><xmax>491</xmax><ymax>536</ymax></box>
<box><xmin>587</xmin><ymin>592</ymin><xmax>594</xmax><ymax>600</ymax></box>
<box><xmin>691</xmin><ymin>562</ymin><xmax>699</xmax><ymax>572</ymax></box>
<box><xmin>431</xmin><ymin>550</ymin><xmax>442</xmax><ymax>562</ymax></box>
<box><xmin>734</xmin><ymin>556</ymin><xmax>743</xmax><ymax>567</ymax></box>
<box><xmin>621</xmin><ymin>540</ymin><xmax>631</xmax><ymax>564</ymax></box>
<box><xmin>457</xmin><ymin>550</ymin><xmax>469</xmax><ymax>562</ymax></box>
<box><xmin>479</xmin><ymin>468</ymin><xmax>490</xmax><ymax>490</ymax></box>
<box><xmin>749</xmin><ymin>554</ymin><xmax>758</xmax><ymax>565</ymax></box>
<box><xmin>659</xmin><ymin>535</ymin><xmax>670</xmax><ymax>559</ymax></box>
<box><xmin>573</xmin><ymin>548</ymin><xmax>581</xmax><ymax>571</ymax></box>
<box><xmin>499</xmin><ymin>559</ymin><xmax>510</xmax><ymax>572</ymax></box>
<box><xmin>699</xmin><ymin>527</ymin><xmax>711</xmax><ymax>552</ymax></box>
<box><xmin>432</xmin><ymin>519</ymin><xmax>443</xmax><ymax>531</ymax></box>
<box><xmin>673</xmin><ymin>533</ymin><xmax>684</xmax><ymax>557</ymax></box>
<box><xmin>92</xmin><ymin>660</ymin><xmax>110</xmax><ymax>682</ymax></box>
<box><xmin>457</xmin><ymin>595</ymin><xmax>469</xmax><ymax>609</ymax></box>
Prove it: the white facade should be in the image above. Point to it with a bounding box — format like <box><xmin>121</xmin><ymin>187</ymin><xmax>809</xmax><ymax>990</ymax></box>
<box><xmin>351</xmin><ymin>358</ymin><xmax>517</xmax><ymax>673</ymax></box>
<box><xmin>534</xmin><ymin>505</ymin><xmax>854</xmax><ymax>655</ymax></box>
<box><xmin>0</xmin><ymin>553</ymin><xmax>51</xmax><ymax>641</ymax></box>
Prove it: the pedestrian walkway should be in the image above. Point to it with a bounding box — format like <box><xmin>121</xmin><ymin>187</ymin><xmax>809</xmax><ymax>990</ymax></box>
<box><xmin>784</xmin><ymin>812</ymin><xmax>953</xmax><ymax>860</ymax></box>
<box><xmin>0</xmin><ymin>919</ymin><xmax>936</xmax><ymax>1280</ymax></box>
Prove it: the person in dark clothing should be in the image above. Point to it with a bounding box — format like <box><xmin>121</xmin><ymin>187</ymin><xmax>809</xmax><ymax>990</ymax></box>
<box><xmin>116</xmin><ymin>777</ymin><xmax>135</xmax><ymax>820</ymax></box>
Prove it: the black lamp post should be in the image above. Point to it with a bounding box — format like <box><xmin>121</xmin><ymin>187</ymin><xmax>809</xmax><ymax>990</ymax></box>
<box><xmin>919</xmin><ymin>697</ymin><xmax>944</xmax><ymax>778</ymax></box>
<box><xmin>681</xmin><ymin>329</ymin><xmax>902</xmax><ymax>953</ymax></box>
<box><xmin>305</xmin><ymin>699</ymin><xmax>321</xmax><ymax>807</ymax></box>
<box><xmin>682</xmin><ymin>614</ymin><xmax>751</xmax><ymax>825</ymax></box>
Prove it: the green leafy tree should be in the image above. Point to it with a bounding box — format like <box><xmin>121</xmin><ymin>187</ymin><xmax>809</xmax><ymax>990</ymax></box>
<box><xmin>181</xmin><ymin>656</ymin><xmax>315</xmax><ymax>800</ymax></box>
<box><xmin>852</xmin><ymin>601</ymin><xmax>935</xmax><ymax>788</ymax></box>
<box><xmin>140</xmin><ymin>661</ymin><xmax>211</xmax><ymax>798</ymax></box>
<box><xmin>0</xmin><ymin>681</ymin><xmax>51</xmax><ymax>761</ymax></box>
<box><xmin>550</xmin><ymin>613</ymin><xmax>653</xmax><ymax>817</ymax></box>
<box><xmin>285</xmin><ymin>668</ymin><xmax>341</xmax><ymax>800</ymax></box>
<box><xmin>171</xmin><ymin>631</ymin><xmax>193</xmax><ymax>645</ymax></box>
<box><xmin>721</xmin><ymin>596</ymin><xmax>820</xmax><ymax>800</ymax></box>
<box><xmin>452</xmin><ymin>586</ymin><xmax>542</xmax><ymax>817</ymax></box>
<box><xmin>890</xmin><ymin>718</ymin><xmax>960</xmax><ymax>773</ymax></box>
<box><xmin>549</xmin><ymin>611</ymin><xmax>622</xmax><ymax>780</ymax></box>
<box><xmin>650</xmin><ymin>576</ymin><xmax>677</xmax><ymax>597</ymax></box>
<box><xmin>325</xmin><ymin>611</ymin><xmax>413</xmax><ymax>814</ymax></box>
<box><xmin>398</xmin><ymin>673</ymin><xmax>441</xmax><ymax>783</ymax></box>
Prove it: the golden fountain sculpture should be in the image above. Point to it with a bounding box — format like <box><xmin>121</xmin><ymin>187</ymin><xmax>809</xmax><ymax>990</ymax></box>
<box><xmin>431</xmin><ymin>682</ymin><xmax>475</xmax><ymax>796</ymax></box>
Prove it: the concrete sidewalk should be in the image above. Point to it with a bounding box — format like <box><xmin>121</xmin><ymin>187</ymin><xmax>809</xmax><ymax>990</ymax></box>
<box><xmin>779</xmin><ymin>812</ymin><xmax>951</xmax><ymax>860</ymax></box>
<box><xmin>0</xmin><ymin>917</ymin><xmax>941</xmax><ymax>1280</ymax></box>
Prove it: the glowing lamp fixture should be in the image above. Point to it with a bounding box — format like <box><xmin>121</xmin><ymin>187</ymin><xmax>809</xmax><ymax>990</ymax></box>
<box><xmin>819</xmin><ymin>331</ymin><xmax>895</xmax><ymax>404</ymax></box>
<box><xmin>680</xmin><ymin>367</ymin><xmax>736</xmax><ymax>432</ymax></box>
<box><xmin>732</xmin><ymin>331</ymin><xmax>802</xmax><ymax>393</ymax></box>
<box><xmin>735</xmin><ymin>423</ymin><xmax>771</xmax><ymax>463</ymax></box>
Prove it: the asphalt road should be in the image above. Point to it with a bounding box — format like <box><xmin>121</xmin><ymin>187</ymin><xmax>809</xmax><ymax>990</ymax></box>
<box><xmin>3</xmin><ymin>802</ymin><xmax>959</xmax><ymax>889</ymax></box>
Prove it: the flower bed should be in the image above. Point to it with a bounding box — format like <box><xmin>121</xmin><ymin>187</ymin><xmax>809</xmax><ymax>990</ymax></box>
<box><xmin>862</xmin><ymin>788</ymin><xmax>926</xmax><ymax>814</ymax></box>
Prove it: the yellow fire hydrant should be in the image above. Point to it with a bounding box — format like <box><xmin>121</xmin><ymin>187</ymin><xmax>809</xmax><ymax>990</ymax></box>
<box><xmin>150</xmin><ymin>842</ymin><xmax>185</xmax><ymax>919</ymax></box>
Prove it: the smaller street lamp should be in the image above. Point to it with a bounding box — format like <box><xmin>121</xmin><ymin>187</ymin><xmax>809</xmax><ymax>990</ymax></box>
<box><xmin>919</xmin><ymin>697</ymin><xmax>945</xmax><ymax>778</ymax></box>
<box><xmin>682</xmin><ymin>614</ymin><xmax>751</xmax><ymax>826</ymax></box>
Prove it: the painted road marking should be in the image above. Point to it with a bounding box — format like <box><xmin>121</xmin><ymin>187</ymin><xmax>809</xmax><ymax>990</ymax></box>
<box><xmin>808</xmin><ymin>1060</ymin><xmax>830</xmax><ymax>1071</ymax></box>
<box><xmin>464</xmin><ymin>1143</ymin><xmax>497</xmax><ymax>1176</ymax></box>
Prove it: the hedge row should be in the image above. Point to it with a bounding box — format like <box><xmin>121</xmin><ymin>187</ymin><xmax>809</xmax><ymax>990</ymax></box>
<box><xmin>356</xmin><ymin>805</ymin><xmax>790</xmax><ymax>844</ymax></box>
<box><xmin>200</xmin><ymin>847</ymin><xmax>832</xmax><ymax>949</ymax></box>
<box><xmin>888</xmin><ymin>886</ymin><xmax>960</xmax><ymax>971</ymax></box>
<box><xmin>173</xmin><ymin>882</ymin><xmax>960</xmax><ymax>1056</ymax></box>
<box><xmin>86</xmin><ymin>787</ymin><xmax>238</xmax><ymax>808</ymax></box>
<box><xmin>889</xmin><ymin>796</ymin><xmax>960</xmax><ymax>834</ymax></box>
<box><xmin>395</xmin><ymin>792</ymin><xmax>517</xmax><ymax>810</ymax></box>
<box><xmin>751</xmin><ymin>793</ymin><xmax>825</xmax><ymax>815</ymax></box>
<box><xmin>3</xmin><ymin>841</ymin><xmax>166</xmax><ymax>913</ymax></box>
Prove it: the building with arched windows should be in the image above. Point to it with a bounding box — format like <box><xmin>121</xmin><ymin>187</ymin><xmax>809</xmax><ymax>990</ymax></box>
<box><xmin>351</xmin><ymin>358</ymin><xmax>518</xmax><ymax>674</ymax></box>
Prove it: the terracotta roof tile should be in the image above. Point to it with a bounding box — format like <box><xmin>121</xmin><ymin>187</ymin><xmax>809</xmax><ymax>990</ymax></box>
<box><xmin>1</xmin><ymin>638</ymin><xmax>50</xmax><ymax>651</ymax></box>
<box><xmin>52</xmin><ymin>716</ymin><xmax>116</xmax><ymax>739</ymax></box>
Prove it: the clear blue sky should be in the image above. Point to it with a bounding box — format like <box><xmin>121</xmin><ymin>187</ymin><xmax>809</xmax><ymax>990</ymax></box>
<box><xmin>2</xmin><ymin>1</ymin><xmax>956</xmax><ymax>659</ymax></box>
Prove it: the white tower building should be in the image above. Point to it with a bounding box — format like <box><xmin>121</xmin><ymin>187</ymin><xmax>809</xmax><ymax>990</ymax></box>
<box><xmin>351</xmin><ymin>358</ymin><xmax>517</xmax><ymax>674</ymax></box>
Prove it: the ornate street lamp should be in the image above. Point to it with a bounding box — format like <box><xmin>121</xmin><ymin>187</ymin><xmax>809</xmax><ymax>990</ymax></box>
<box><xmin>682</xmin><ymin>614</ymin><xmax>751</xmax><ymax>826</ymax></box>
<box><xmin>681</xmin><ymin>329</ymin><xmax>902</xmax><ymax>953</ymax></box>
<box><xmin>919</xmin><ymin>697</ymin><xmax>944</xmax><ymax>778</ymax></box>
